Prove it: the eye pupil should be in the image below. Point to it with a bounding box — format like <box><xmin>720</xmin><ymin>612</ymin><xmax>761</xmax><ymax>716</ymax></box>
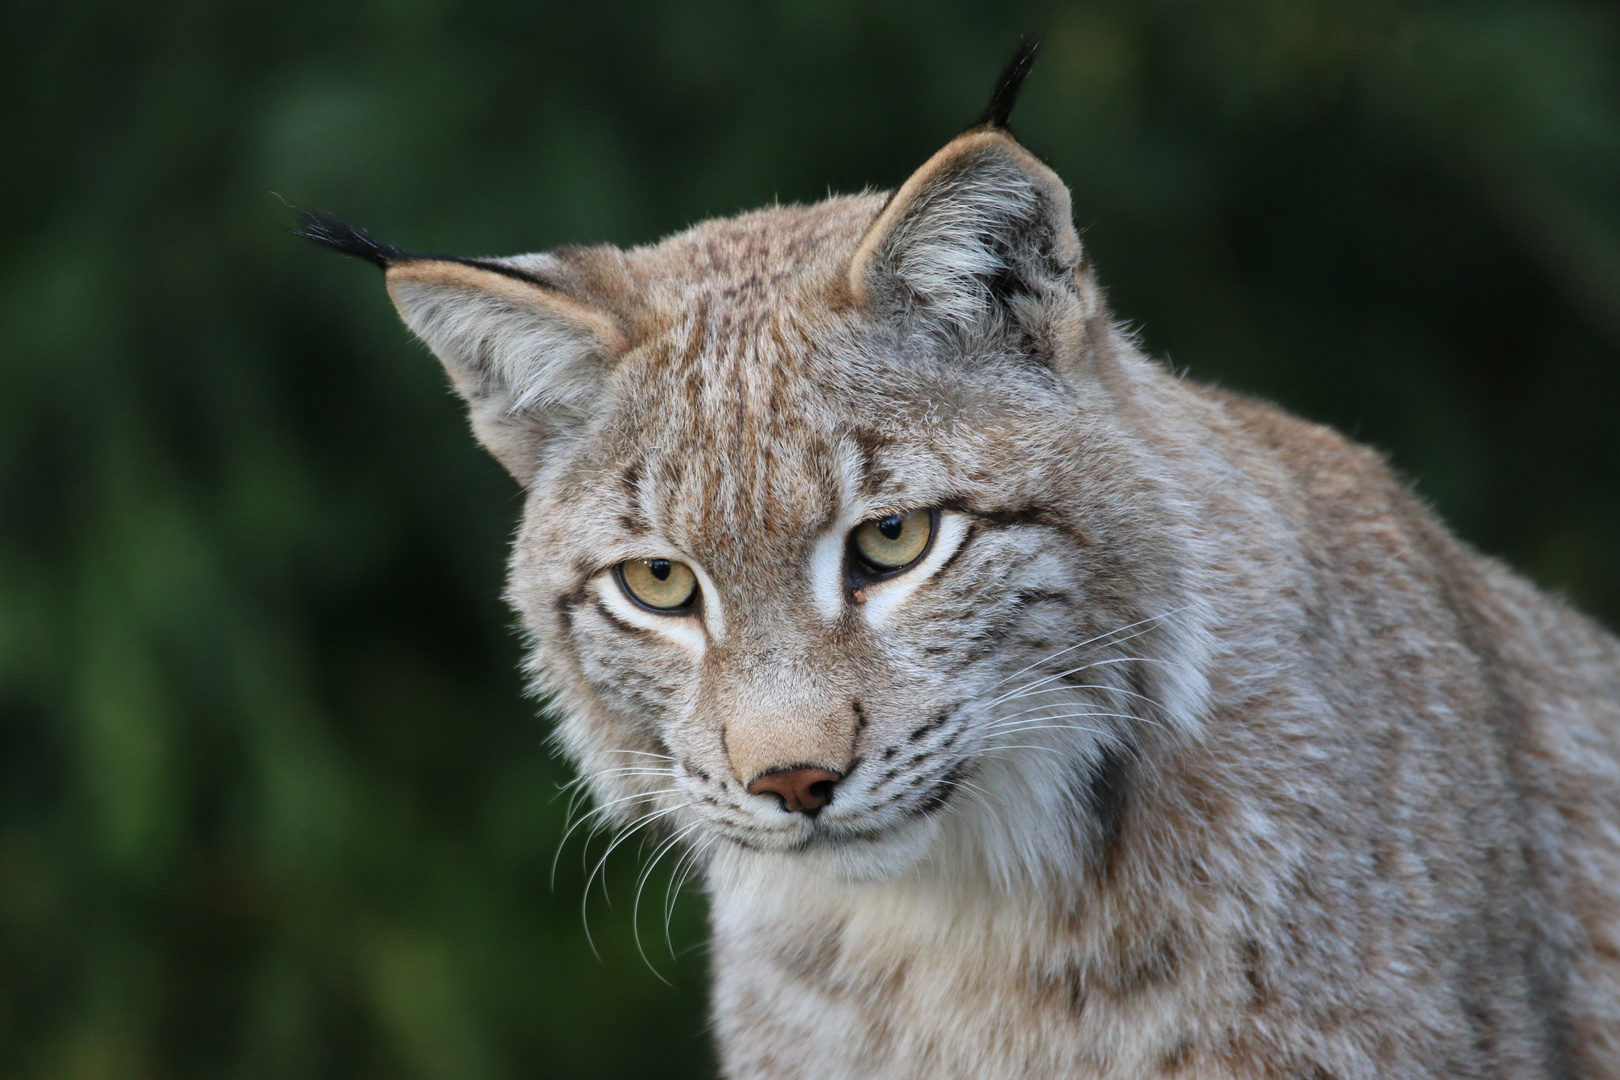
<box><xmin>617</xmin><ymin>558</ymin><xmax>697</xmax><ymax>612</ymax></box>
<box><xmin>849</xmin><ymin>509</ymin><xmax>934</xmax><ymax>577</ymax></box>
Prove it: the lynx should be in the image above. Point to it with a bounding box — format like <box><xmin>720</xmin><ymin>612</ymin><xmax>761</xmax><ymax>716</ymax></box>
<box><xmin>302</xmin><ymin>45</ymin><xmax>1620</xmax><ymax>1080</ymax></box>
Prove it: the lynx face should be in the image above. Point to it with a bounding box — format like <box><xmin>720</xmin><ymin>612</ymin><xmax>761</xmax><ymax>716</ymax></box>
<box><xmin>301</xmin><ymin>123</ymin><xmax>1210</xmax><ymax>883</ymax></box>
<box><xmin>497</xmin><ymin>226</ymin><xmax>1193</xmax><ymax>881</ymax></box>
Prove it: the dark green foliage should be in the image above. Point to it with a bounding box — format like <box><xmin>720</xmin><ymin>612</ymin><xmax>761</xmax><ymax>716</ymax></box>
<box><xmin>3</xmin><ymin>2</ymin><xmax>1619</xmax><ymax>1077</ymax></box>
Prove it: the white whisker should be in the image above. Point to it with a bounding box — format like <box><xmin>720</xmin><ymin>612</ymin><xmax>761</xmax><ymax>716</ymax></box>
<box><xmin>579</xmin><ymin>801</ymin><xmax>687</xmax><ymax>960</ymax></box>
<box><xmin>665</xmin><ymin>837</ymin><xmax>714</xmax><ymax>952</ymax></box>
<box><xmin>552</xmin><ymin>786</ymin><xmax>682</xmax><ymax>888</ymax></box>
<box><xmin>987</xmin><ymin>656</ymin><xmax>1165</xmax><ymax>709</ymax></box>
<box><xmin>983</xmin><ymin>722</ymin><xmax>1111</xmax><ymax>740</ymax></box>
<box><xmin>632</xmin><ymin>821</ymin><xmax>704</xmax><ymax>984</ymax></box>
<box><xmin>985</xmin><ymin>606</ymin><xmax>1192</xmax><ymax>691</ymax></box>
<box><xmin>995</xmin><ymin>680</ymin><xmax>1162</xmax><ymax>712</ymax></box>
<box><xmin>984</xmin><ymin>706</ymin><xmax>1141</xmax><ymax>726</ymax></box>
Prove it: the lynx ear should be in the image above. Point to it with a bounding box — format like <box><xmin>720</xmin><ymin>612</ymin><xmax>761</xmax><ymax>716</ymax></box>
<box><xmin>383</xmin><ymin>259</ymin><xmax>625</xmax><ymax>484</ymax></box>
<box><xmin>296</xmin><ymin>212</ymin><xmax>626</xmax><ymax>485</ymax></box>
<box><xmin>848</xmin><ymin>129</ymin><xmax>1083</xmax><ymax>341</ymax></box>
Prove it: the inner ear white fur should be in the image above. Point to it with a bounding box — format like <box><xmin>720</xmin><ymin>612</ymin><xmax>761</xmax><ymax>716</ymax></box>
<box><xmin>848</xmin><ymin>129</ymin><xmax>1082</xmax><ymax>339</ymax></box>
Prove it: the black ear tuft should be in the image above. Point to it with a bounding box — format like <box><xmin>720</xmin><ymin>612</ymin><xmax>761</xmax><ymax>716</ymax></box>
<box><xmin>975</xmin><ymin>39</ymin><xmax>1041</xmax><ymax>131</ymax></box>
<box><xmin>292</xmin><ymin>208</ymin><xmax>411</xmax><ymax>269</ymax></box>
<box><xmin>289</xmin><ymin>207</ymin><xmax>561</xmax><ymax>289</ymax></box>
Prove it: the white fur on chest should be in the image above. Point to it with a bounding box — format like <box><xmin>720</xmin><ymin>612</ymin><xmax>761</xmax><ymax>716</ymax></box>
<box><xmin>706</xmin><ymin>855</ymin><xmax>1227</xmax><ymax>1080</ymax></box>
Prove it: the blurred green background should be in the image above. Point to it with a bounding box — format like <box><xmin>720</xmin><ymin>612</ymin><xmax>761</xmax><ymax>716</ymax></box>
<box><xmin>4</xmin><ymin>1</ymin><xmax>1620</xmax><ymax>1077</ymax></box>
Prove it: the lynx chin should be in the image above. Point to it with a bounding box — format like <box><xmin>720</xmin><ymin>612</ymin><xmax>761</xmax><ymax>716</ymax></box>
<box><xmin>302</xmin><ymin>43</ymin><xmax>1620</xmax><ymax>1080</ymax></box>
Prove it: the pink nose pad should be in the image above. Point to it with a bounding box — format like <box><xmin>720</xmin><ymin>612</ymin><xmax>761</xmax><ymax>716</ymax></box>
<box><xmin>746</xmin><ymin>766</ymin><xmax>843</xmax><ymax>814</ymax></box>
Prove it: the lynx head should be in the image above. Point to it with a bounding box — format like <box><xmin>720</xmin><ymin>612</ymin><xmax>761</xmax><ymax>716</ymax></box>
<box><xmin>302</xmin><ymin>45</ymin><xmax>1213</xmax><ymax>885</ymax></box>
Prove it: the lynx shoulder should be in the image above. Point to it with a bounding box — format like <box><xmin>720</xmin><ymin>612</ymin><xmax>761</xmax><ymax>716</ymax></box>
<box><xmin>303</xmin><ymin>44</ymin><xmax>1620</xmax><ymax>1080</ymax></box>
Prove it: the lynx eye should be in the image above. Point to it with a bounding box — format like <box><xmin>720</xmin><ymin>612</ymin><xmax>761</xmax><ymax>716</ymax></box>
<box><xmin>617</xmin><ymin>558</ymin><xmax>698</xmax><ymax>612</ymax></box>
<box><xmin>851</xmin><ymin>509</ymin><xmax>934</xmax><ymax>572</ymax></box>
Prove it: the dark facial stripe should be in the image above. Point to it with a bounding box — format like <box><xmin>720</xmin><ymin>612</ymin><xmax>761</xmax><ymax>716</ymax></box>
<box><xmin>907</xmin><ymin>760</ymin><xmax>971</xmax><ymax>818</ymax></box>
<box><xmin>938</xmin><ymin>497</ymin><xmax>1065</xmax><ymax>531</ymax></box>
<box><xmin>595</xmin><ymin>599</ymin><xmax>658</xmax><ymax>642</ymax></box>
<box><xmin>1083</xmin><ymin>738</ymin><xmax>1132</xmax><ymax>883</ymax></box>
<box><xmin>931</xmin><ymin>519</ymin><xmax>979</xmax><ymax>581</ymax></box>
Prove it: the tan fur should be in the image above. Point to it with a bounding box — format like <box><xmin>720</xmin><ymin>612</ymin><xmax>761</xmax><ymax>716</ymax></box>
<box><xmin>366</xmin><ymin>124</ymin><xmax>1620</xmax><ymax>1078</ymax></box>
<box><xmin>724</xmin><ymin>697</ymin><xmax>857</xmax><ymax>788</ymax></box>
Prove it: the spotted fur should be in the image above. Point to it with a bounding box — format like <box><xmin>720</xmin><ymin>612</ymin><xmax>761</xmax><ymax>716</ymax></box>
<box><xmin>312</xmin><ymin>65</ymin><xmax>1620</xmax><ymax>1080</ymax></box>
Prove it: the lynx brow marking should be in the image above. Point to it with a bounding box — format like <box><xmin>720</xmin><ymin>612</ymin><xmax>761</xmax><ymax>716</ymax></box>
<box><xmin>808</xmin><ymin>523</ymin><xmax>851</xmax><ymax>621</ymax></box>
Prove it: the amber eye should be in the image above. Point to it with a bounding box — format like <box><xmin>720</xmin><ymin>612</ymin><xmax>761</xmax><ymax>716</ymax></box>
<box><xmin>851</xmin><ymin>509</ymin><xmax>934</xmax><ymax>572</ymax></box>
<box><xmin>617</xmin><ymin>558</ymin><xmax>698</xmax><ymax>611</ymax></box>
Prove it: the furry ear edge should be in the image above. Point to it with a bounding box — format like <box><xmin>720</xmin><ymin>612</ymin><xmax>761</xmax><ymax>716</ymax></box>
<box><xmin>296</xmin><ymin>210</ymin><xmax>626</xmax><ymax>486</ymax></box>
<box><xmin>384</xmin><ymin>260</ymin><xmax>626</xmax><ymax>486</ymax></box>
<box><xmin>847</xmin><ymin>129</ymin><xmax>1083</xmax><ymax>334</ymax></box>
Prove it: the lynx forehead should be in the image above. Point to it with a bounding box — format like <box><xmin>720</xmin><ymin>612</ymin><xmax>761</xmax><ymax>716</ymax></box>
<box><xmin>306</xmin><ymin>43</ymin><xmax>1620</xmax><ymax>1080</ymax></box>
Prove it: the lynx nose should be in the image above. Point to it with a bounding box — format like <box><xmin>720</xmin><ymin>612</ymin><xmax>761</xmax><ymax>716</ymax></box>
<box><xmin>747</xmin><ymin>766</ymin><xmax>843</xmax><ymax>815</ymax></box>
